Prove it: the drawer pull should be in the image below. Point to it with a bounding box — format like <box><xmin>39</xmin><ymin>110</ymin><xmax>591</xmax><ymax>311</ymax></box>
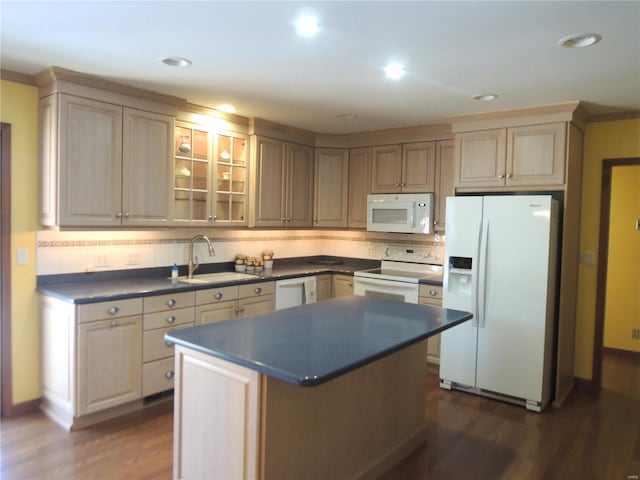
<box><xmin>215</xmin><ymin>292</ymin><xmax>223</xmax><ymax>300</ymax></box>
<box><xmin>164</xmin><ymin>371</ymin><xmax>175</xmax><ymax>380</ymax></box>
<box><xmin>107</xmin><ymin>306</ymin><xmax>119</xmax><ymax>316</ymax></box>
<box><xmin>166</xmin><ymin>316</ymin><xmax>176</xmax><ymax>324</ymax></box>
<box><xmin>166</xmin><ymin>299</ymin><xmax>176</xmax><ymax>307</ymax></box>
<box><xmin>429</xmin><ymin>290</ymin><xmax>437</xmax><ymax>296</ymax></box>
<box><xmin>254</xmin><ymin>287</ymin><xmax>262</xmax><ymax>294</ymax></box>
<box><xmin>165</xmin><ymin>340</ymin><xmax>174</xmax><ymax>347</ymax></box>
<box><xmin>239</xmin><ymin>306</ymin><xmax>245</xmax><ymax>312</ymax></box>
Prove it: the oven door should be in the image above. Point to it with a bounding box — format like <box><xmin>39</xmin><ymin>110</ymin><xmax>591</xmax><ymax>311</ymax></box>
<box><xmin>353</xmin><ymin>276</ymin><xmax>419</xmax><ymax>304</ymax></box>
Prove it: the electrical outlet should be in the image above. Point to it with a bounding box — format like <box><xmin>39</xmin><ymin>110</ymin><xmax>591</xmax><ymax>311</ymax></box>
<box><xmin>95</xmin><ymin>253</ymin><xmax>109</xmax><ymax>268</ymax></box>
<box><xmin>127</xmin><ymin>252</ymin><xmax>140</xmax><ymax>265</ymax></box>
<box><xmin>632</xmin><ymin>328</ymin><xmax>640</xmax><ymax>340</ymax></box>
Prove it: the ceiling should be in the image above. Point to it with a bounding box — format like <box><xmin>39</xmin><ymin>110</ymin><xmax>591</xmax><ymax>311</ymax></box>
<box><xmin>2</xmin><ymin>1</ymin><xmax>639</xmax><ymax>134</ymax></box>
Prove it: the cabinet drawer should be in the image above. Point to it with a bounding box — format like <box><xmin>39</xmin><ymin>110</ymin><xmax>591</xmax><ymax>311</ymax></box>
<box><xmin>143</xmin><ymin>357</ymin><xmax>175</xmax><ymax>397</ymax></box>
<box><xmin>195</xmin><ymin>286</ymin><xmax>238</xmax><ymax>305</ymax></box>
<box><xmin>419</xmin><ymin>285</ymin><xmax>442</xmax><ymax>301</ymax></box>
<box><xmin>144</xmin><ymin>291</ymin><xmax>195</xmax><ymax>313</ymax></box>
<box><xmin>78</xmin><ymin>298</ymin><xmax>142</xmax><ymax>323</ymax></box>
<box><xmin>238</xmin><ymin>281</ymin><xmax>274</xmax><ymax>298</ymax></box>
<box><xmin>143</xmin><ymin>324</ymin><xmax>193</xmax><ymax>363</ymax></box>
<box><xmin>143</xmin><ymin>307</ymin><xmax>194</xmax><ymax>331</ymax></box>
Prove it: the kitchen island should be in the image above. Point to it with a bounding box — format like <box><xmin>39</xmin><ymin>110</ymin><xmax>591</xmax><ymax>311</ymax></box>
<box><xmin>166</xmin><ymin>296</ymin><xmax>472</xmax><ymax>480</ymax></box>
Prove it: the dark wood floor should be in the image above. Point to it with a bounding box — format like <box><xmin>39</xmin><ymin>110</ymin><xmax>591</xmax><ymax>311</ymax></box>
<box><xmin>1</xmin><ymin>352</ymin><xmax>638</xmax><ymax>480</ymax></box>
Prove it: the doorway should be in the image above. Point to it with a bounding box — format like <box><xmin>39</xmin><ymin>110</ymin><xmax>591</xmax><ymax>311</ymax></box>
<box><xmin>593</xmin><ymin>157</ymin><xmax>640</xmax><ymax>388</ymax></box>
<box><xmin>1</xmin><ymin>122</ymin><xmax>11</xmax><ymax>417</ymax></box>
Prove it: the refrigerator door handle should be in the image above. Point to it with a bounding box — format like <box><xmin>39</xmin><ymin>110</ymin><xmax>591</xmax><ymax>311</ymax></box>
<box><xmin>478</xmin><ymin>220</ymin><xmax>489</xmax><ymax>328</ymax></box>
<box><xmin>472</xmin><ymin>220</ymin><xmax>483</xmax><ymax>328</ymax></box>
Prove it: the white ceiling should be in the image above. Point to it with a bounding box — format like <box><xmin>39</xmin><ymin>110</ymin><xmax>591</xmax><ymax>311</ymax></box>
<box><xmin>2</xmin><ymin>1</ymin><xmax>639</xmax><ymax>134</ymax></box>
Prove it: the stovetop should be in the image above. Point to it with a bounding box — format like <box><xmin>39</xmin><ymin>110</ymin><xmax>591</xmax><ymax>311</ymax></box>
<box><xmin>354</xmin><ymin>244</ymin><xmax>444</xmax><ymax>284</ymax></box>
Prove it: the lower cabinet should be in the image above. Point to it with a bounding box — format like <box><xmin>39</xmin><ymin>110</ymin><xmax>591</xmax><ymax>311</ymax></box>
<box><xmin>316</xmin><ymin>274</ymin><xmax>333</xmax><ymax>301</ymax></box>
<box><xmin>333</xmin><ymin>274</ymin><xmax>354</xmax><ymax>297</ymax></box>
<box><xmin>419</xmin><ymin>285</ymin><xmax>443</xmax><ymax>365</ymax></box>
<box><xmin>196</xmin><ymin>281</ymin><xmax>275</xmax><ymax>325</ymax></box>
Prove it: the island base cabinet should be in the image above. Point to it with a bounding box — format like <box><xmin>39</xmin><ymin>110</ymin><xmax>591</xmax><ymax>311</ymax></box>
<box><xmin>173</xmin><ymin>340</ymin><xmax>429</xmax><ymax>480</ymax></box>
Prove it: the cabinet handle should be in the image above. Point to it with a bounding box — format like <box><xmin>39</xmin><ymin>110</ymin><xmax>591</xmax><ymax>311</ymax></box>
<box><xmin>498</xmin><ymin>173</ymin><xmax>505</xmax><ymax>179</ymax></box>
<box><xmin>166</xmin><ymin>299</ymin><xmax>176</xmax><ymax>307</ymax></box>
<box><xmin>110</xmin><ymin>320</ymin><xmax>117</xmax><ymax>327</ymax></box>
<box><xmin>254</xmin><ymin>287</ymin><xmax>262</xmax><ymax>294</ymax></box>
<box><xmin>208</xmin><ymin>215</ymin><xmax>213</xmax><ymax>221</ymax></box>
<box><xmin>429</xmin><ymin>289</ymin><xmax>437</xmax><ymax>296</ymax></box>
<box><xmin>165</xmin><ymin>340</ymin><xmax>174</xmax><ymax>347</ymax></box>
<box><xmin>215</xmin><ymin>292</ymin><xmax>223</xmax><ymax>300</ymax></box>
<box><xmin>164</xmin><ymin>371</ymin><xmax>175</xmax><ymax>380</ymax></box>
<box><xmin>166</xmin><ymin>316</ymin><xmax>176</xmax><ymax>324</ymax></box>
<box><xmin>348</xmin><ymin>282</ymin><xmax>353</xmax><ymax>287</ymax></box>
<box><xmin>115</xmin><ymin>212</ymin><xmax>122</xmax><ymax>218</ymax></box>
<box><xmin>396</xmin><ymin>183</ymin><xmax>402</xmax><ymax>187</ymax></box>
<box><xmin>239</xmin><ymin>306</ymin><xmax>245</xmax><ymax>312</ymax></box>
<box><xmin>506</xmin><ymin>173</ymin><xmax>513</xmax><ymax>179</ymax></box>
<box><xmin>234</xmin><ymin>308</ymin><xmax>240</xmax><ymax>313</ymax></box>
<box><xmin>107</xmin><ymin>306</ymin><xmax>119</xmax><ymax>315</ymax></box>
<box><xmin>124</xmin><ymin>212</ymin><xmax>131</xmax><ymax>218</ymax></box>
<box><xmin>213</xmin><ymin>215</ymin><xmax>217</xmax><ymax>221</ymax></box>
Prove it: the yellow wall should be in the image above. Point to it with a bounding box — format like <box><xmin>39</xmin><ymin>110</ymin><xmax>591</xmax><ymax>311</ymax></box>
<box><xmin>575</xmin><ymin>118</ymin><xmax>640</xmax><ymax>379</ymax></box>
<box><xmin>0</xmin><ymin>80</ymin><xmax>41</xmax><ymax>403</ymax></box>
<box><xmin>603</xmin><ymin>165</ymin><xmax>640</xmax><ymax>351</ymax></box>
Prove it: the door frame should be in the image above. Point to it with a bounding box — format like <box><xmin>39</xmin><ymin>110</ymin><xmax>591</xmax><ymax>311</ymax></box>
<box><xmin>592</xmin><ymin>157</ymin><xmax>640</xmax><ymax>387</ymax></box>
<box><xmin>1</xmin><ymin>123</ymin><xmax>12</xmax><ymax>416</ymax></box>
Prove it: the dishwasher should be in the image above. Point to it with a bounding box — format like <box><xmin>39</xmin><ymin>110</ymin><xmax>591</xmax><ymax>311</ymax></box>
<box><xmin>275</xmin><ymin>276</ymin><xmax>317</xmax><ymax>310</ymax></box>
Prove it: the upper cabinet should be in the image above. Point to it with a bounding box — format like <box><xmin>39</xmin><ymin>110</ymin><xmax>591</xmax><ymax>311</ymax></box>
<box><xmin>433</xmin><ymin>139</ymin><xmax>454</xmax><ymax>232</ymax></box>
<box><xmin>40</xmin><ymin>93</ymin><xmax>174</xmax><ymax>227</ymax></box>
<box><xmin>370</xmin><ymin>142</ymin><xmax>436</xmax><ymax>193</ymax></box>
<box><xmin>214</xmin><ymin>133</ymin><xmax>249</xmax><ymax>225</ymax></box>
<box><xmin>455</xmin><ymin>123</ymin><xmax>566</xmax><ymax>189</ymax></box>
<box><xmin>250</xmin><ymin>136</ymin><xmax>313</xmax><ymax>228</ymax></box>
<box><xmin>347</xmin><ymin>147</ymin><xmax>371</xmax><ymax>229</ymax></box>
<box><xmin>314</xmin><ymin>148</ymin><xmax>349</xmax><ymax>228</ymax></box>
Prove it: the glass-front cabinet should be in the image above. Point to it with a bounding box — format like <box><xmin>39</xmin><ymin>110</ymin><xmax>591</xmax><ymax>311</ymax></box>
<box><xmin>214</xmin><ymin>133</ymin><xmax>248</xmax><ymax>224</ymax></box>
<box><xmin>173</xmin><ymin>122</ymin><xmax>248</xmax><ymax>226</ymax></box>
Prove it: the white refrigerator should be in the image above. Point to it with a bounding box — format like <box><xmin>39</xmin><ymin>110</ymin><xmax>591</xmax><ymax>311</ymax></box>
<box><xmin>440</xmin><ymin>195</ymin><xmax>559</xmax><ymax>412</ymax></box>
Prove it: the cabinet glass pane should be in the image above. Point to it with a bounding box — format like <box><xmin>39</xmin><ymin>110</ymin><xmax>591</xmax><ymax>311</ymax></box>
<box><xmin>174</xmin><ymin>124</ymin><xmax>210</xmax><ymax>222</ymax></box>
<box><xmin>233</xmin><ymin>137</ymin><xmax>247</xmax><ymax>165</ymax></box>
<box><xmin>214</xmin><ymin>132</ymin><xmax>248</xmax><ymax>225</ymax></box>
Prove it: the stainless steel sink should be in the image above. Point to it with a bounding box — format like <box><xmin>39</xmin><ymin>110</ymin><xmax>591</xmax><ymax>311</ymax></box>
<box><xmin>178</xmin><ymin>271</ymin><xmax>259</xmax><ymax>285</ymax></box>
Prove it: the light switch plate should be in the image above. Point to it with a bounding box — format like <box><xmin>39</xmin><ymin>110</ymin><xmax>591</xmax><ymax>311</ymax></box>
<box><xmin>16</xmin><ymin>248</ymin><xmax>28</xmax><ymax>265</ymax></box>
<box><xmin>579</xmin><ymin>251</ymin><xmax>596</xmax><ymax>265</ymax></box>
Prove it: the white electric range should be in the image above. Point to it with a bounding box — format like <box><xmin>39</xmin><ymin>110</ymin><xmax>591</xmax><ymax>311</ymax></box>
<box><xmin>353</xmin><ymin>245</ymin><xmax>443</xmax><ymax>304</ymax></box>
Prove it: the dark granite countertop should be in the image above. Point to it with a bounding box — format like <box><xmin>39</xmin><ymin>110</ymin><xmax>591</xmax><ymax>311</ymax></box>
<box><xmin>165</xmin><ymin>296</ymin><xmax>472</xmax><ymax>386</ymax></box>
<box><xmin>37</xmin><ymin>256</ymin><xmax>379</xmax><ymax>304</ymax></box>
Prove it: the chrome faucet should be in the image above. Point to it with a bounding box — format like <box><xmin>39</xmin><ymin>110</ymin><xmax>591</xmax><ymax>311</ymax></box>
<box><xmin>187</xmin><ymin>234</ymin><xmax>215</xmax><ymax>278</ymax></box>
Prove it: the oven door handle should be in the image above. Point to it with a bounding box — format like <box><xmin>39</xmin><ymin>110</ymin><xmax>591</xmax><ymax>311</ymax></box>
<box><xmin>354</xmin><ymin>277</ymin><xmax>416</xmax><ymax>292</ymax></box>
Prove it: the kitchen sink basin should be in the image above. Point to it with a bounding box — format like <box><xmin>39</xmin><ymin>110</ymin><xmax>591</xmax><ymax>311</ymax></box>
<box><xmin>178</xmin><ymin>271</ymin><xmax>260</xmax><ymax>285</ymax></box>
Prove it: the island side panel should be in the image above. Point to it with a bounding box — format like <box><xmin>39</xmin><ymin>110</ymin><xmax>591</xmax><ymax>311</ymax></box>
<box><xmin>173</xmin><ymin>345</ymin><xmax>261</xmax><ymax>480</ymax></box>
<box><xmin>261</xmin><ymin>339</ymin><xmax>429</xmax><ymax>480</ymax></box>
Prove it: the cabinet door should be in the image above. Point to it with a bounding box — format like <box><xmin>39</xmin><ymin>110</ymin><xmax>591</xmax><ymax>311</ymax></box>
<box><xmin>253</xmin><ymin>137</ymin><xmax>286</xmax><ymax>227</ymax></box>
<box><xmin>455</xmin><ymin>129</ymin><xmax>507</xmax><ymax>188</ymax></box>
<box><xmin>77</xmin><ymin>315</ymin><xmax>142</xmax><ymax>415</ymax></box>
<box><xmin>316</xmin><ymin>274</ymin><xmax>333</xmax><ymax>301</ymax></box>
<box><xmin>506</xmin><ymin>123</ymin><xmax>566</xmax><ymax>187</ymax></box>
<box><xmin>238</xmin><ymin>295</ymin><xmax>275</xmax><ymax>317</ymax></box>
<box><xmin>122</xmin><ymin>108</ymin><xmax>174</xmax><ymax>226</ymax></box>
<box><xmin>196</xmin><ymin>301</ymin><xmax>237</xmax><ymax>325</ymax></box>
<box><xmin>314</xmin><ymin>148</ymin><xmax>349</xmax><ymax>228</ymax></box>
<box><xmin>57</xmin><ymin>94</ymin><xmax>123</xmax><ymax>227</ymax></box>
<box><xmin>286</xmin><ymin>143</ymin><xmax>314</xmax><ymax>228</ymax></box>
<box><xmin>215</xmin><ymin>133</ymin><xmax>249</xmax><ymax>225</ymax></box>
<box><xmin>434</xmin><ymin>139</ymin><xmax>454</xmax><ymax>232</ymax></box>
<box><xmin>402</xmin><ymin>142</ymin><xmax>436</xmax><ymax>192</ymax></box>
<box><xmin>348</xmin><ymin>147</ymin><xmax>371</xmax><ymax>229</ymax></box>
<box><xmin>332</xmin><ymin>274</ymin><xmax>354</xmax><ymax>297</ymax></box>
<box><xmin>370</xmin><ymin>145</ymin><xmax>402</xmax><ymax>193</ymax></box>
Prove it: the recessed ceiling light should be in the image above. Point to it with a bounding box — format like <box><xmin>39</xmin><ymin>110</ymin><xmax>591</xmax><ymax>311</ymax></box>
<box><xmin>385</xmin><ymin>63</ymin><xmax>405</xmax><ymax>80</ymax></box>
<box><xmin>558</xmin><ymin>33</ymin><xmax>602</xmax><ymax>48</ymax></box>
<box><xmin>472</xmin><ymin>93</ymin><xmax>498</xmax><ymax>101</ymax></box>
<box><xmin>161</xmin><ymin>56</ymin><xmax>192</xmax><ymax>67</ymax></box>
<box><xmin>295</xmin><ymin>16</ymin><xmax>320</xmax><ymax>37</ymax></box>
<box><xmin>216</xmin><ymin>104</ymin><xmax>237</xmax><ymax>114</ymax></box>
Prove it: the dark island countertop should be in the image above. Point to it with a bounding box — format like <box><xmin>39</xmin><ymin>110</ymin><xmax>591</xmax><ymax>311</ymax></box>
<box><xmin>165</xmin><ymin>296</ymin><xmax>472</xmax><ymax>387</ymax></box>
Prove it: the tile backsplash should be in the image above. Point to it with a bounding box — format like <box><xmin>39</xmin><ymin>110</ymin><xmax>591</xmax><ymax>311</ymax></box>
<box><xmin>37</xmin><ymin>229</ymin><xmax>445</xmax><ymax>275</ymax></box>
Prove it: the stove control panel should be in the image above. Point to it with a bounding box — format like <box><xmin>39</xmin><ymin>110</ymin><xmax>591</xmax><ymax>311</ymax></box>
<box><xmin>382</xmin><ymin>245</ymin><xmax>443</xmax><ymax>265</ymax></box>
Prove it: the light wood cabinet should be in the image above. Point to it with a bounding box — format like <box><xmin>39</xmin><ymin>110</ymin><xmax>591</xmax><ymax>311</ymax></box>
<box><xmin>251</xmin><ymin>136</ymin><xmax>313</xmax><ymax>227</ymax></box>
<box><xmin>197</xmin><ymin>281</ymin><xmax>275</xmax><ymax>325</ymax></box>
<box><xmin>455</xmin><ymin>123</ymin><xmax>566</xmax><ymax>189</ymax></box>
<box><xmin>314</xmin><ymin>148</ymin><xmax>349</xmax><ymax>228</ymax></box>
<box><xmin>316</xmin><ymin>274</ymin><xmax>332</xmax><ymax>301</ymax></box>
<box><xmin>214</xmin><ymin>132</ymin><xmax>249</xmax><ymax>225</ymax></box>
<box><xmin>419</xmin><ymin>284</ymin><xmax>443</xmax><ymax>365</ymax></box>
<box><xmin>371</xmin><ymin>142</ymin><xmax>436</xmax><ymax>193</ymax></box>
<box><xmin>347</xmin><ymin>147</ymin><xmax>371</xmax><ymax>229</ymax></box>
<box><xmin>332</xmin><ymin>274</ymin><xmax>354</xmax><ymax>297</ymax></box>
<box><xmin>433</xmin><ymin>139</ymin><xmax>455</xmax><ymax>232</ymax></box>
<box><xmin>39</xmin><ymin>93</ymin><xmax>174</xmax><ymax>227</ymax></box>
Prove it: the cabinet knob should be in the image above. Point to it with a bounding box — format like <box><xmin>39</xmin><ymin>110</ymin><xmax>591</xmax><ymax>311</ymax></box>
<box><xmin>124</xmin><ymin>212</ymin><xmax>131</xmax><ymax>218</ymax></box>
<box><xmin>254</xmin><ymin>287</ymin><xmax>262</xmax><ymax>294</ymax></box>
<box><xmin>313</xmin><ymin>217</ymin><xmax>318</xmax><ymax>222</ymax></box>
<box><xmin>213</xmin><ymin>215</ymin><xmax>217</xmax><ymax>220</ymax></box>
<box><xmin>429</xmin><ymin>289</ymin><xmax>437</xmax><ymax>296</ymax></box>
<box><xmin>506</xmin><ymin>173</ymin><xmax>513</xmax><ymax>179</ymax></box>
<box><xmin>107</xmin><ymin>306</ymin><xmax>119</xmax><ymax>315</ymax></box>
<box><xmin>166</xmin><ymin>299</ymin><xmax>176</xmax><ymax>307</ymax></box>
<box><xmin>234</xmin><ymin>308</ymin><xmax>240</xmax><ymax>313</ymax></box>
<box><xmin>115</xmin><ymin>212</ymin><xmax>123</xmax><ymax>218</ymax></box>
<box><xmin>208</xmin><ymin>215</ymin><xmax>213</xmax><ymax>221</ymax></box>
<box><xmin>239</xmin><ymin>306</ymin><xmax>245</xmax><ymax>312</ymax></box>
<box><xmin>165</xmin><ymin>340</ymin><xmax>174</xmax><ymax>347</ymax></box>
<box><xmin>396</xmin><ymin>183</ymin><xmax>402</xmax><ymax>187</ymax></box>
<box><xmin>348</xmin><ymin>282</ymin><xmax>353</xmax><ymax>287</ymax></box>
<box><xmin>282</xmin><ymin>217</ymin><xmax>287</xmax><ymax>222</ymax></box>
<box><xmin>433</xmin><ymin>220</ymin><xmax>439</xmax><ymax>225</ymax></box>
<box><xmin>215</xmin><ymin>292</ymin><xmax>223</xmax><ymax>300</ymax></box>
<box><xmin>164</xmin><ymin>371</ymin><xmax>175</xmax><ymax>380</ymax></box>
<box><xmin>166</xmin><ymin>316</ymin><xmax>176</xmax><ymax>324</ymax></box>
<box><xmin>498</xmin><ymin>173</ymin><xmax>505</xmax><ymax>179</ymax></box>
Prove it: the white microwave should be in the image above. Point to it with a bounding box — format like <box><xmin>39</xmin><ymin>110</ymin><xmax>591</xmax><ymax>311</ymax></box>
<box><xmin>366</xmin><ymin>193</ymin><xmax>434</xmax><ymax>234</ymax></box>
